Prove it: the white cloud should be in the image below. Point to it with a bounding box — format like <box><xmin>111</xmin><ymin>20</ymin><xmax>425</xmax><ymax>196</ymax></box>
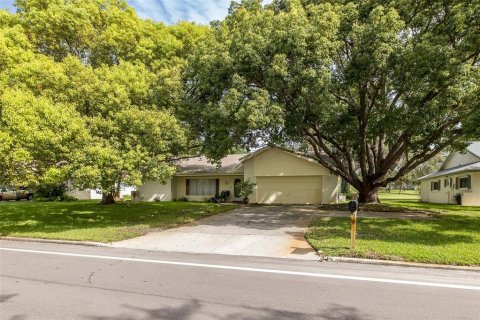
<box><xmin>1</xmin><ymin>0</ymin><xmax>273</xmax><ymax>24</ymax></box>
<box><xmin>128</xmin><ymin>0</ymin><xmax>232</xmax><ymax>25</ymax></box>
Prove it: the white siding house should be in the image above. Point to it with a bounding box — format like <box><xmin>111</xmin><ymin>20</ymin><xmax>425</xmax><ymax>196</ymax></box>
<box><xmin>418</xmin><ymin>142</ymin><xmax>480</xmax><ymax>206</ymax></box>
<box><xmin>67</xmin><ymin>185</ymin><xmax>135</xmax><ymax>200</ymax></box>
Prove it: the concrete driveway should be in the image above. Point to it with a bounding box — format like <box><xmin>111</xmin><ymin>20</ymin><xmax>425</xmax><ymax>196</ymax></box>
<box><xmin>111</xmin><ymin>206</ymin><xmax>321</xmax><ymax>260</ymax></box>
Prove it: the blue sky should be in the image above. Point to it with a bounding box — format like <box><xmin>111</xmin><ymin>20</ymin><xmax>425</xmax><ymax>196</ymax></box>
<box><xmin>0</xmin><ymin>0</ymin><xmax>270</xmax><ymax>25</ymax></box>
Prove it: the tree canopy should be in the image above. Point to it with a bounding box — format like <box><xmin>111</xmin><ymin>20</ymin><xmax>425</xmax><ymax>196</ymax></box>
<box><xmin>0</xmin><ymin>0</ymin><xmax>209</xmax><ymax>203</ymax></box>
<box><xmin>184</xmin><ymin>0</ymin><xmax>480</xmax><ymax>202</ymax></box>
<box><xmin>2</xmin><ymin>0</ymin><xmax>479</xmax><ymax>204</ymax></box>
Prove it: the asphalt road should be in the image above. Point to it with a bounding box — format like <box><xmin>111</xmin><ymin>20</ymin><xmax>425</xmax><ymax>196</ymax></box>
<box><xmin>1</xmin><ymin>240</ymin><xmax>479</xmax><ymax>320</ymax></box>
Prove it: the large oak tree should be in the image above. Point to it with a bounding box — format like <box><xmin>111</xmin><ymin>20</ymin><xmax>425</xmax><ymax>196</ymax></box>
<box><xmin>184</xmin><ymin>0</ymin><xmax>480</xmax><ymax>202</ymax></box>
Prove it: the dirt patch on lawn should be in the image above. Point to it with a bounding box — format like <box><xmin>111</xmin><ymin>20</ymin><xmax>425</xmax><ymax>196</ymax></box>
<box><xmin>319</xmin><ymin>203</ymin><xmax>427</xmax><ymax>212</ymax></box>
<box><xmin>319</xmin><ymin>203</ymin><xmax>439</xmax><ymax>214</ymax></box>
<box><xmin>316</xmin><ymin>208</ymin><xmax>438</xmax><ymax>220</ymax></box>
<box><xmin>321</xmin><ymin>250</ymin><xmax>407</xmax><ymax>261</ymax></box>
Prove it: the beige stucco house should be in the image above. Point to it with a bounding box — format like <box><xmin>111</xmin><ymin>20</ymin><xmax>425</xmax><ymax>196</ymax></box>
<box><xmin>418</xmin><ymin>142</ymin><xmax>480</xmax><ymax>206</ymax></box>
<box><xmin>137</xmin><ymin>146</ymin><xmax>340</xmax><ymax>204</ymax></box>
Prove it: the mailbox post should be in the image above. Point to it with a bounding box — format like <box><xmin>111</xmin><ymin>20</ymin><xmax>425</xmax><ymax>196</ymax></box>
<box><xmin>348</xmin><ymin>200</ymin><xmax>358</xmax><ymax>249</ymax></box>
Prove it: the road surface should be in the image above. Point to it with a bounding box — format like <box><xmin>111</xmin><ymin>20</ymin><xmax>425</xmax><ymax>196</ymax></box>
<box><xmin>1</xmin><ymin>240</ymin><xmax>479</xmax><ymax>319</ymax></box>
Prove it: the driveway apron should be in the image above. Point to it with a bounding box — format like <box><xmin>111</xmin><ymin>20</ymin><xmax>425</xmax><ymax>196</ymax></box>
<box><xmin>110</xmin><ymin>206</ymin><xmax>321</xmax><ymax>260</ymax></box>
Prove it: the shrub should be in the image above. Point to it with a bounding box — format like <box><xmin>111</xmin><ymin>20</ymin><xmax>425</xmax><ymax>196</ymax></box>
<box><xmin>237</xmin><ymin>180</ymin><xmax>256</xmax><ymax>203</ymax></box>
<box><xmin>35</xmin><ymin>183</ymin><xmax>73</xmax><ymax>201</ymax></box>
<box><xmin>217</xmin><ymin>190</ymin><xmax>231</xmax><ymax>203</ymax></box>
<box><xmin>35</xmin><ymin>194</ymin><xmax>77</xmax><ymax>202</ymax></box>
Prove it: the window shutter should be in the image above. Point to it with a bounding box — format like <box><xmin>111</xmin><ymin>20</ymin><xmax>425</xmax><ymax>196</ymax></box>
<box><xmin>438</xmin><ymin>180</ymin><xmax>441</xmax><ymax>191</ymax></box>
<box><xmin>186</xmin><ymin>179</ymin><xmax>190</xmax><ymax>196</ymax></box>
<box><xmin>431</xmin><ymin>181</ymin><xmax>433</xmax><ymax>191</ymax></box>
<box><xmin>215</xmin><ymin>179</ymin><xmax>220</xmax><ymax>196</ymax></box>
<box><xmin>467</xmin><ymin>175</ymin><xmax>472</xmax><ymax>190</ymax></box>
<box><xmin>455</xmin><ymin>177</ymin><xmax>459</xmax><ymax>190</ymax></box>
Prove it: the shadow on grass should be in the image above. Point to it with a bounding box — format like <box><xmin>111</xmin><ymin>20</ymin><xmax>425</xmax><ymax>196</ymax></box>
<box><xmin>0</xmin><ymin>201</ymin><xmax>231</xmax><ymax>238</ymax></box>
<box><xmin>309</xmin><ymin>215</ymin><xmax>480</xmax><ymax>246</ymax></box>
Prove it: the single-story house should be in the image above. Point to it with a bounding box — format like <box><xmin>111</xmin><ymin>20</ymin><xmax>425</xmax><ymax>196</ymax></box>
<box><xmin>137</xmin><ymin>146</ymin><xmax>340</xmax><ymax>204</ymax></box>
<box><xmin>418</xmin><ymin>142</ymin><xmax>480</xmax><ymax>206</ymax></box>
<box><xmin>67</xmin><ymin>185</ymin><xmax>135</xmax><ymax>200</ymax></box>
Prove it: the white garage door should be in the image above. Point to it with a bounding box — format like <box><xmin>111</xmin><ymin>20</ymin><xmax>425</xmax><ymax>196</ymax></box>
<box><xmin>256</xmin><ymin>176</ymin><xmax>323</xmax><ymax>204</ymax></box>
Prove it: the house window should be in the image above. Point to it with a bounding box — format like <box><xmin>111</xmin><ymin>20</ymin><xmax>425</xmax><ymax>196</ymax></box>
<box><xmin>431</xmin><ymin>180</ymin><xmax>441</xmax><ymax>191</ymax></box>
<box><xmin>459</xmin><ymin>176</ymin><xmax>471</xmax><ymax>189</ymax></box>
<box><xmin>234</xmin><ymin>178</ymin><xmax>242</xmax><ymax>198</ymax></box>
<box><xmin>186</xmin><ymin>179</ymin><xmax>217</xmax><ymax>196</ymax></box>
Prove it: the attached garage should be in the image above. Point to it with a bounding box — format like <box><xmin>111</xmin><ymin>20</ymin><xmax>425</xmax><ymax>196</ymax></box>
<box><xmin>256</xmin><ymin>176</ymin><xmax>323</xmax><ymax>204</ymax></box>
<box><xmin>242</xmin><ymin>147</ymin><xmax>340</xmax><ymax>204</ymax></box>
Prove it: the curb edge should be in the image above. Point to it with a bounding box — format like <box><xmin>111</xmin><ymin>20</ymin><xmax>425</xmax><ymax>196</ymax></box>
<box><xmin>323</xmin><ymin>255</ymin><xmax>480</xmax><ymax>272</ymax></box>
<box><xmin>0</xmin><ymin>236</ymin><xmax>109</xmax><ymax>247</ymax></box>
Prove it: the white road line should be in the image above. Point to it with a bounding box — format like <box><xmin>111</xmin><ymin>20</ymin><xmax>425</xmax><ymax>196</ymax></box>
<box><xmin>1</xmin><ymin>247</ymin><xmax>479</xmax><ymax>291</ymax></box>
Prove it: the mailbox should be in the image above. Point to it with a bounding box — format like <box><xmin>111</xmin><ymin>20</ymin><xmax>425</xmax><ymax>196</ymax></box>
<box><xmin>348</xmin><ymin>200</ymin><xmax>358</xmax><ymax>213</ymax></box>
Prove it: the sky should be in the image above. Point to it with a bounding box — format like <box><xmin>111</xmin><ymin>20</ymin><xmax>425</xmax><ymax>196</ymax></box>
<box><xmin>0</xmin><ymin>0</ymin><xmax>270</xmax><ymax>25</ymax></box>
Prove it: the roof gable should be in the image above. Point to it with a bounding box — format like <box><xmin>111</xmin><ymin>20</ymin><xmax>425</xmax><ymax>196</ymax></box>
<box><xmin>441</xmin><ymin>142</ymin><xmax>480</xmax><ymax>170</ymax></box>
<box><xmin>467</xmin><ymin>141</ymin><xmax>480</xmax><ymax>158</ymax></box>
<box><xmin>418</xmin><ymin>142</ymin><xmax>480</xmax><ymax>180</ymax></box>
<box><xmin>247</xmin><ymin>147</ymin><xmax>329</xmax><ymax>176</ymax></box>
<box><xmin>240</xmin><ymin>146</ymin><xmax>331</xmax><ymax>167</ymax></box>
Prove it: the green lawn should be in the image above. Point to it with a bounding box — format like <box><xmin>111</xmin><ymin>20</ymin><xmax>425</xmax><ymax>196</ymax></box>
<box><xmin>307</xmin><ymin>191</ymin><xmax>480</xmax><ymax>266</ymax></box>
<box><xmin>0</xmin><ymin>201</ymin><xmax>235</xmax><ymax>242</ymax></box>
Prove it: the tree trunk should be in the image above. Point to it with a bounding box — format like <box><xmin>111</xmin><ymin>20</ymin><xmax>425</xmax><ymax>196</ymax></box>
<box><xmin>114</xmin><ymin>179</ymin><xmax>122</xmax><ymax>201</ymax></box>
<box><xmin>100</xmin><ymin>192</ymin><xmax>116</xmax><ymax>205</ymax></box>
<box><xmin>358</xmin><ymin>186</ymin><xmax>380</xmax><ymax>204</ymax></box>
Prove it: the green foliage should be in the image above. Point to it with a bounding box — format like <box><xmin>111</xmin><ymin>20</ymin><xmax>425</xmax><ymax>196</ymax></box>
<box><xmin>216</xmin><ymin>190</ymin><xmax>231</xmax><ymax>203</ymax></box>
<box><xmin>236</xmin><ymin>180</ymin><xmax>256</xmax><ymax>200</ymax></box>
<box><xmin>35</xmin><ymin>183</ymin><xmax>67</xmax><ymax>200</ymax></box>
<box><xmin>34</xmin><ymin>195</ymin><xmax>78</xmax><ymax>202</ymax></box>
<box><xmin>1</xmin><ymin>1</ymin><xmax>207</xmax><ymax>199</ymax></box>
<box><xmin>0</xmin><ymin>89</ymin><xmax>88</xmax><ymax>187</ymax></box>
<box><xmin>394</xmin><ymin>153</ymin><xmax>447</xmax><ymax>187</ymax></box>
<box><xmin>184</xmin><ymin>0</ymin><xmax>480</xmax><ymax>202</ymax></box>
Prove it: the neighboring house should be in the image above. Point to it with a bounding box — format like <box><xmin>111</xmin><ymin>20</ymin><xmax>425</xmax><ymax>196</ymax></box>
<box><xmin>137</xmin><ymin>146</ymin><xmax>340</xmax><ymax>204</ymax></box>
<box><xmin>66</xmin><ymin>188</ymin><xmax>103</xmax><ymax>200</ymax></box>
<box><xmin>418</xmin><ymin>142</ymin><xmax>480</xmax><ymax>206</ymax></box>
<box><xmin>67</xmin><ymin>185</ymin><xmax>135</xmax><ymax>200</ymax></box>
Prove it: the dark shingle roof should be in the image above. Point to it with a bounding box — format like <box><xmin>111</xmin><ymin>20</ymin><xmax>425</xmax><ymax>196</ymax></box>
<box><xmin>176</xmin><ymin>154</ymin><xmax>246</xmax><ymax>175</ymax></box>
<box><xmin>417</xmin><ymin>141</ymin><xmax>480</xmax><ymax>181</ymax></box>
<box><xmin>417</xmin><ymin>162</ymin><xmax>480</xmax><ymax>180</ymax></box>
